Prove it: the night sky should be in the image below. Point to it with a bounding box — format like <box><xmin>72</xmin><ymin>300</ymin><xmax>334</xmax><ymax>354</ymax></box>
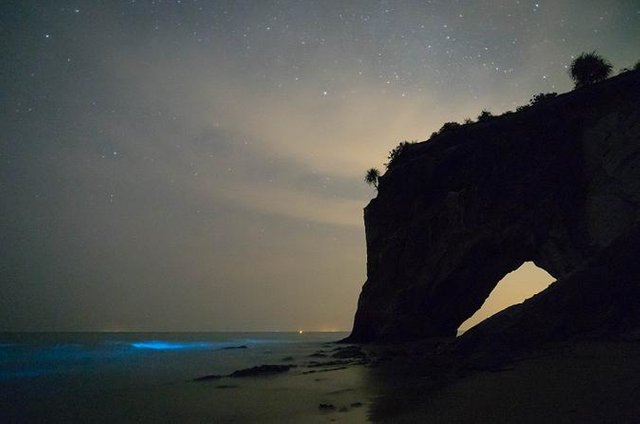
<box><xmin>2</xmin><ymin>1</ymin><xmax>639</xmax><ymax>332</ymax></box>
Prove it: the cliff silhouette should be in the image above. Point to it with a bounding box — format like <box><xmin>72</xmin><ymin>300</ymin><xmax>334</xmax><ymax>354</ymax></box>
<box><xmin>347</xmin><ymin>69</ymin><xmax>640</xmax><ymax>351</ymax></box>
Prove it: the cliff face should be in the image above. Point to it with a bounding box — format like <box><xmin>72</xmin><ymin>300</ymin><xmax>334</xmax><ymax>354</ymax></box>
<box><xmin>348</xmin><ymin>71</ymin><xmax>640</xmax><ymax>343</ymax></box>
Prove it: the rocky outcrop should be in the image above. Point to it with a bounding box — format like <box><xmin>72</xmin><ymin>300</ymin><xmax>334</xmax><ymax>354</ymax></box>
<box><xmin>347</xmin><ymin>70</ymin><xmax>640</xmax><ymax>343</ymax></box>
<box><xmin>194</xmin><ymin>364</ymin><xmax>294</xmax><ymax>381</ymax></box>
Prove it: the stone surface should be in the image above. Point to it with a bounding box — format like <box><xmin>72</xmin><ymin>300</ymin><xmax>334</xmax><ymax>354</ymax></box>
<box><xmin>195</xmin><ymin>364</ymin><xmax>295</xmax><ymax>381</ymax></box>
<box><xmin>193</xmin><ymin>374</ymin><xmax>223</xmax><ymax>381</ymax></box>
<box><xmin>229</xmin><ymin>364</ymin><xmax>293</xmax><ymax>377</ymax></box>
<box><xmin>221</xmin><ymin>345</ymin><xmax>248</xmax><ymax>350</ymax></box>
<box><xmin>347</xmin><ymin>70</ymin><xmax>640</xmax><ymax>343</ymax></box>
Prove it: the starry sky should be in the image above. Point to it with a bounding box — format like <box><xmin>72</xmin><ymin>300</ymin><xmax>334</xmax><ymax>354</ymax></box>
<box><xmin>1</xmin><ymin>0</ymin><xmax>639</xmax><ymax>332</ymax></box>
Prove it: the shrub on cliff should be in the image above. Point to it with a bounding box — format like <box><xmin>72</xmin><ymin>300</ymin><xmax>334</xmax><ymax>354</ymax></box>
<box><xmin>530</xmin><ymin>92</ymin><xmax>557</xmax><ymax>105</ymax></box>
<box><xmin>514</xmin><ymin>92</ymin><xmax>558</xmax><ymax>113</ymax></box>
<box><xmin>364</xmin><ymin>168</ymin><xmax>380</xmax><ymax>189</ymax></box>
<box><xmin>438</xmin><ymin>121</ymin><xmax>462</xmax><ymax>134</ymax></box>
<box><xmin>477</xmin><ymin>110</ymin><xmax>494</xmax><ymax>122</ymax></box>
<box><xmin>385</xmin><ymin>141</ymin><xmax>414</xmax><ymax>169</ymax></box>
<box><xmin>569</xmin><ymin>52</ymin><xmax>613</xmax><ymax>88</ymax></box>
<box><xmin>634</xmin><ymin>60</ymin><xmax>640</xmax><ymax>71</ymax></box>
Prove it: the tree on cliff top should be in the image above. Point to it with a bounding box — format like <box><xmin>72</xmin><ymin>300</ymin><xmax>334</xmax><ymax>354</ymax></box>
<box><xmin>569</xmin><ymin>52</ymin><xmax>613</xmax><ymax>88</ymax></box>
<box><xmin>365</xmin><ymin>168</ymin><xmax>380</xmax><ymax>189</ymax></box>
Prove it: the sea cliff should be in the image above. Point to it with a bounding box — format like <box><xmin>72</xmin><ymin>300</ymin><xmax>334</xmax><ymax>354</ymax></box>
<box><xmin>347</xmin><ymin>70</ymin><xmax>640</xmax><ymax>345</ymax></box>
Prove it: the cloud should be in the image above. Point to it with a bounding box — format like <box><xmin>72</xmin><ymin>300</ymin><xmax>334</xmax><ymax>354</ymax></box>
<box><xmin>217</xmin><ymin>182</ymin><xmax>364</xmax><ymax>227</ymax></box>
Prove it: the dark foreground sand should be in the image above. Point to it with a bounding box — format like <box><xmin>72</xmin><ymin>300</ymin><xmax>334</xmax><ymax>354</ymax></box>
<box><xmin>365</xmin><ymin>339</ymin><xmax>640</xmax><ymax>423</ymax></box>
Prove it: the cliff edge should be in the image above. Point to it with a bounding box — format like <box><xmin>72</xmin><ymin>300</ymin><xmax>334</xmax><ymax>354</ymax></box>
<box><xmin>347</xmin><ymin>70</ymin><xmax>640</xmax><ymax>343</ymax></box>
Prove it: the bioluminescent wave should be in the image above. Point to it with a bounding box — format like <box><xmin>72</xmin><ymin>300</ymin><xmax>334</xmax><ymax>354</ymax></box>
<box><xmin>130</xmin><ymin>341</ymin><xmax>218</xmax><ymax>350</ymax></box>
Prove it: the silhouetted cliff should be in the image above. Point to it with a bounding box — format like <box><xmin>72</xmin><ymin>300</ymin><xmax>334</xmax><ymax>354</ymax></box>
<box><xmin>347</xmin><ymin>70</ymin><xmax>640</xmax><ymax>344</ymax></box>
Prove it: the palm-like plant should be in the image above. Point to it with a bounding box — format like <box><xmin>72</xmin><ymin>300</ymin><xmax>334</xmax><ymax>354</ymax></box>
<box><xmin>364</xmin><ymin>168</ymin><xmax>380</xmax><ymax>189</ymax></box>
<box><xmin>569</xmin><ymin>52</ymin><xmax>613</xmax><ymax>88</ymax></box>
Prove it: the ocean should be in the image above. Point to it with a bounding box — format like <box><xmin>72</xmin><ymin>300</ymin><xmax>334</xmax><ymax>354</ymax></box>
<box><xmin>0</xmin><ymin>332</ymin><xmax>375</xmax><ymax>423</ymax></box>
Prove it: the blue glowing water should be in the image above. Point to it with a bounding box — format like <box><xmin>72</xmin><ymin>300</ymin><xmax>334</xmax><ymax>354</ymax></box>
<box><xmin>130</xmin><ymin>340</ymin><xmax>217</xmax><ymax>350</ymax></box>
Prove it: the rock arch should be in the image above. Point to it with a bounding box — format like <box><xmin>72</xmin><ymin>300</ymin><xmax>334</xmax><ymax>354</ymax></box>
<box><xmin>457</xmin><ymin>262</ymin><xmax>554</xmax><ymax>333</ymax></box>
<box><xmin>347</xmin><ymin>72</ymin><xmax>640</xmax><ymax>343</ymax></box>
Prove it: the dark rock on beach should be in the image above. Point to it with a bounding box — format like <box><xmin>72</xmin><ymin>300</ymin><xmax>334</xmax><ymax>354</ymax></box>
<box><xmin>229</xmin><ymin>364</ymin><xmax>294</xmax><ymax>378</ymax></box>
<box><xmin>307</xmin><ymin>359</ymin><xmax>353</xmax><ymax>368</ymax></box>
<box><xmin>302</xmin><ymin>366</ymin><xmax>348</xmax><ymax>375</ymax></box>
<box><xmin>195</xmin><ymin>364</ymin><xmax>295</xmax><ymax>381</ymax></box>
<box><xmin>221</xmin><ymin>345</ymin><xmax>248</xmax><ymax>350</ymax></box>
<box><xmin>194</xmin><ymin>374</ymin><xmax>223</xmax><ymax>381</ymax></box>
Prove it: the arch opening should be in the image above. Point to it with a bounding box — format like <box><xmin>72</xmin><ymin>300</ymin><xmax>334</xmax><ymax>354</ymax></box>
<box><xmin>457</xmin><ymin>262</ymin><xmax>555</xmax><ymax>334</ymax></box>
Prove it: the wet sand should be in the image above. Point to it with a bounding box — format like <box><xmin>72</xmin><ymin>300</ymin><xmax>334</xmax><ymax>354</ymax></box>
<box><xmin>110</xmin><ymin>339</ymin><xmax>640</xmax><ymax>423</ymax></box>
<box><xmin>181</xmin><ymin>339</ymin><xmax>640</xmax><ymax>423</ymax></box>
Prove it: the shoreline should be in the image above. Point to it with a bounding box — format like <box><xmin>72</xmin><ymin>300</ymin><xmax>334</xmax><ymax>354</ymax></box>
<box><xmin>3</xmin><ymin>334</ymin><xmax>640</xmax><ymax>422</ymax></box>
